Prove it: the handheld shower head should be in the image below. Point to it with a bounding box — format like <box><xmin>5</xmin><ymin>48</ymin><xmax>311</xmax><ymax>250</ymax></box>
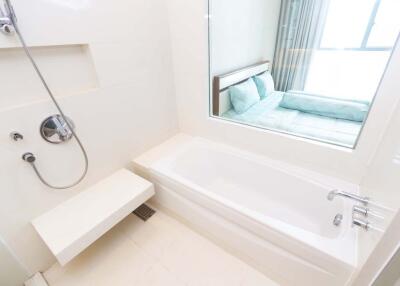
<box><xmin>0</xmin><ymin>0</ymin><xmax>16</xmax><ymax>34</ymax></box>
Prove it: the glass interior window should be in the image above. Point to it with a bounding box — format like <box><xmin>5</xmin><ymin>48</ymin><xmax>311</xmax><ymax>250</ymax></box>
<box><xmin>209</xmin><ymin>0</ymin><xmax>400</xmax><ymax>148</ymax></box>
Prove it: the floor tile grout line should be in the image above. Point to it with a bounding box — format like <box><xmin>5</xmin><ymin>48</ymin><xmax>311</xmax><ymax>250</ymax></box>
<box><xmin>43</xmin><ymin>210</ymin><xmax>279</xmax><ymax>286</ymax></box>
<box><xmin>115</xmin><ymin>214</ymin><xmax>192</xmax><ymax>285</ymax></box>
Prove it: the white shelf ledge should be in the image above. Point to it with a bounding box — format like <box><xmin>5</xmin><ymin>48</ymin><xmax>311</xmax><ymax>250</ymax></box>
<box><xmin>32</xmin><ymin>169</ymin><xmax>154</xmax><ymax>266</ymax></box>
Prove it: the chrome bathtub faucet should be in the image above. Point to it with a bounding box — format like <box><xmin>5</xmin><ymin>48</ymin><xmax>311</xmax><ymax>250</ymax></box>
<box><xmin>327</xmin><ymin>190</ymin><xmax>370</xmax><ymax>206</ymax></box>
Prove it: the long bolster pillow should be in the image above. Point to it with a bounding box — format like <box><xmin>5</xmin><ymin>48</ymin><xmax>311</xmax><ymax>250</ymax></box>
<box><xmin>279</xmin><ymin>92</ymin><xmax>370</xmax><ymax>122</ymax></box>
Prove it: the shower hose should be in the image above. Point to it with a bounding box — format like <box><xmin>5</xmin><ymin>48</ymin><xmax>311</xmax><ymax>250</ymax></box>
<box><xmin>7</xmin><ymin>1</ymin><xmax>89</xmax><ymax>189</ymax></box>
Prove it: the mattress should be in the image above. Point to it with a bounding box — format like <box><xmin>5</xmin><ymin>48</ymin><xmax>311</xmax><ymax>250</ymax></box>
<box><xmin>222</xmin><ymin>92</ymin><xmax>363</xmax><ymax>146</ymax></box>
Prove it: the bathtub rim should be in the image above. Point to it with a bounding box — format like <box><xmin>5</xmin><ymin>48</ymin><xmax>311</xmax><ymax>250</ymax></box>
<box><xmin>146</xmin><ymin>135</ymin><xmax>361</xmax><ymax>195</ymax></box>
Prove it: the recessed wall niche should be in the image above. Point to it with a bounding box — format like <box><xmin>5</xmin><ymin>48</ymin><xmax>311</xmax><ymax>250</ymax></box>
<box><xmin>0</xmin><ymin>44</ymin><xmax>99</xmax><ymax>111</ymax></box>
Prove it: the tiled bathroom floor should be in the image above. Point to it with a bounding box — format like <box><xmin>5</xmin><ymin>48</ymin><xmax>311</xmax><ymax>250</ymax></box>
<box><xmin>44</xmin><ymin>207</ymin><xmax>279</xmax><ymax>286</ymax></box>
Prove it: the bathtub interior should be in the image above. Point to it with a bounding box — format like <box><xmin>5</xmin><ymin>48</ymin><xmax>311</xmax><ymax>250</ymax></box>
<box><xmin>147</xmin><ymin>137</ymin><xmax>358</xmax><ymax>266</ymax></box>
<box><xmin>166</xmin><ymin>144</ymin><xmax>346</xmax><ymax>238</ymax></box>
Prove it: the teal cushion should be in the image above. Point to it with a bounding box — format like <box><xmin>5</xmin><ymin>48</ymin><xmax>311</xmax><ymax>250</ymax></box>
<box><xmin>279</xmin><ymin>92</ymin><xmax>370</xmax><ymax>122</ymax></box>
<box><xmin>229</xmin><ymin>79</ymin><xmax>260</xmax><ymax>114</ymax></box>
<box><xmin>253</xmin><ymin>72</ymin><xmax>275</xmax><ymax>98</ymax></box>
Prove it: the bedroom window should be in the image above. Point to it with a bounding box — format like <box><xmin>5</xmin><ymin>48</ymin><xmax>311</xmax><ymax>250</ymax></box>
<box><xmin>208</xmin><ymin>0</ymin><xmax>399</xmax><ymax>148</ymax></box>
<box><xmin>305</xmin><ymin>0</ymin><xmax>399</xmax><ymax>101</ymax></box>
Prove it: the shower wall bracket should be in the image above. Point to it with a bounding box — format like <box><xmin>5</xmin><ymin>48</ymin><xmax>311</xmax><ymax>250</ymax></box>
<box><xmin>0</xmin><ymin>0</ymin><xmax>15</xmax><ymax>35</ymax></box>
<box><xmin>0</xmin><ymin>16</ymin><xmax>13</xmax><ymax>34</ymax></box>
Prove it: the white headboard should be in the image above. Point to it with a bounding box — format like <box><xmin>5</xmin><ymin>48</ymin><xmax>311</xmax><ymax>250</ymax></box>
<box><xmin>212</xmin><ymin>61</ymin><xmax>270</xmax><ymax>116</ymax></box>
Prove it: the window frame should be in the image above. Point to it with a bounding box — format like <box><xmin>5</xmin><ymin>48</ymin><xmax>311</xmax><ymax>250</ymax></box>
<box><xmin>319</xmin><ymin>0</ymin><xmax>393</xmax><ymax>52</ymax></box>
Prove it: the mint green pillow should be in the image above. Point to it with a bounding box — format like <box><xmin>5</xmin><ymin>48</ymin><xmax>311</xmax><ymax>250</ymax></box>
<box><xmin>253</xmin><ymin>72</ymin><xmax>275</xmax><ymax>98</ymax></box>
<box><xmin>229</xmin><ymin>79</ymin><xmax>260</xmax><ymax>114</ymax></box>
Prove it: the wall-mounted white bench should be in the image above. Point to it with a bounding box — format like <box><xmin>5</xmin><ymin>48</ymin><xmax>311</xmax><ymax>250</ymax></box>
<box><xmin>32</xmin><ymin>169</ymin><xmax>154</xmax><ymax>266</ymax></box>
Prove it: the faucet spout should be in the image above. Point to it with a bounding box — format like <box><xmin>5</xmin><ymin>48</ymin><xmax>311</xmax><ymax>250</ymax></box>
<box><xmin>327</xmin><ymin>190</ymin><xmax>370</xmax><ymax>205</ymax></box>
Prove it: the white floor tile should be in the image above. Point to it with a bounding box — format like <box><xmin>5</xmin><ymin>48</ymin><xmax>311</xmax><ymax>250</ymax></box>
<box><xmin>44</xmin><ymin>227</ymin><xmax>153</xmax><ymax>286</ymax></box>
<box><xmin>44</xmin><ymin>210</ymin><xmax>279</xmax><ymax>286</ymax></box>
<box><xmin>135</xmin><ymin>263</ymin><xmax>187</xmax><ymax>286</ymax></box>
<box><xmin>117</xmin><ymin>212</ymin><xmax>184</xmax><ymax>262</ymax></box>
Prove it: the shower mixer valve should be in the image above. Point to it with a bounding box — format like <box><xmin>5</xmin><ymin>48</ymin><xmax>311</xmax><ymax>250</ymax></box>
<box><xmin>40</xmin><ymin>115</ymin><xmax>75</xmax><ymax>144</ymax></box>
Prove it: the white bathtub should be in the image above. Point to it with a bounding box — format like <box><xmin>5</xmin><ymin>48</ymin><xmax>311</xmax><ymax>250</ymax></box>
<box><xmin>133</xmin><ymin>135</ymin><xmax>358</xmax><ymax>286</ymax></box>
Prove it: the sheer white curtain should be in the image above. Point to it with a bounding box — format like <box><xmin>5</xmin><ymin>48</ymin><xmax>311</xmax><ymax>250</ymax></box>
<box><xmin>272</xmin><ymin>0</ymin><xmax>329</xmax><ymax>92</ymax></box>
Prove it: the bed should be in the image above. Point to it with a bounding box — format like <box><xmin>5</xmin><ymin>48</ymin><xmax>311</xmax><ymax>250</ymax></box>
<box><xmin>212</xmin><ymin>62</ymin><xmax>363</xmax><ymax>147</ymax></box>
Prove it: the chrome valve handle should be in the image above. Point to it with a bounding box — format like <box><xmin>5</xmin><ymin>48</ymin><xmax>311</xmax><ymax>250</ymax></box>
<box><xmin>352</xmin><ymin>218</ymin><xmax>369</xmax><ymax>231</ymax></box>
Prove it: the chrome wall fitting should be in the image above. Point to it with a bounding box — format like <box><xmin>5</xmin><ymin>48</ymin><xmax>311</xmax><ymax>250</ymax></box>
<box><xmin>40</xmin><ymin>115</ymin><xmax>75</xmax><ymax>144</ymax></box>
<box><xmin>333</xmin><ymin>214</ymin><xmax>343</xmax><ymax>226</ymax></box>
<box><xmin>353</xmin><ymin>205</ymin><xmax>385</xmax><ymax>220</ymax></box>
<box><xmin>0</xmin><ymin>22</ymin><xmax>13</xmax><ymax>34</ymax></box>
<box><xmin>353</xmin><ymin>205</ymin><xmax>369</xmax><ymax>217</ymax></box>
<box><xmin>10</xmin><ymin>131</ymin><xmax>23</xmax><ymax>141</ymax></box>
<box><xmin>0</xmin><ymin>0</ymin><xmax>15</xmax><ymax>35</ymax></box>
<box><xmin>352</xmin><ymin>218</ymin><xmax>370</xmax><ymax>231</ymax></box>
<box><xmin>0</xmin><ymin>14</ymin><xmax>13</xmax><ymax>35</ymax></box>
<box><xmin>22</xmin><ymin>152</ymin><xmax>36</xmax><ymax>163</ymax></box>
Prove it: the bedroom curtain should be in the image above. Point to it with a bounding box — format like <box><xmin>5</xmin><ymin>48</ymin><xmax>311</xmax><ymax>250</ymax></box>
<box><xmin>272</xmin><ymin>0</ymin><xmax>329</xmax><ymax>92</ymax></box>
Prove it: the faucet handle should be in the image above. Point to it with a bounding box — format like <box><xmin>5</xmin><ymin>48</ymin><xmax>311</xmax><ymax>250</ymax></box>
<box><xmin>353</xmin><ymin>205</ymin><xmax>385</xmax><ymax>220</ymax></box>
<box><xmin>352</xmin><ymin>218</ymin><xmax>369</xmax><ymax>231</ymax></box>
<box><xmin>40</xmin><ymin>114</ymin><xmax>74</xmax><ymax>144</ymax></box>
<box><xmin>353</xmin><ymin>205</ymin><xmax>369</xmax><ymax>217</ymax></box>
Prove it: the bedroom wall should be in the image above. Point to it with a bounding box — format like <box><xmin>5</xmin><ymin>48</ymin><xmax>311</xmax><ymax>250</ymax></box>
<box><xmin>210</xmin><ymin>0</ymin><xmax>281</xmax><ymax>75</ymax></box>
<box><xmin>0</xmin><ymin>0</ymin><xmax>179</xmax><ymax>278</ymax></box>
<box><xmin>166</xmin><ymin>0</ymin><xmax>400</xmax><ymax>185</ymax></box>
